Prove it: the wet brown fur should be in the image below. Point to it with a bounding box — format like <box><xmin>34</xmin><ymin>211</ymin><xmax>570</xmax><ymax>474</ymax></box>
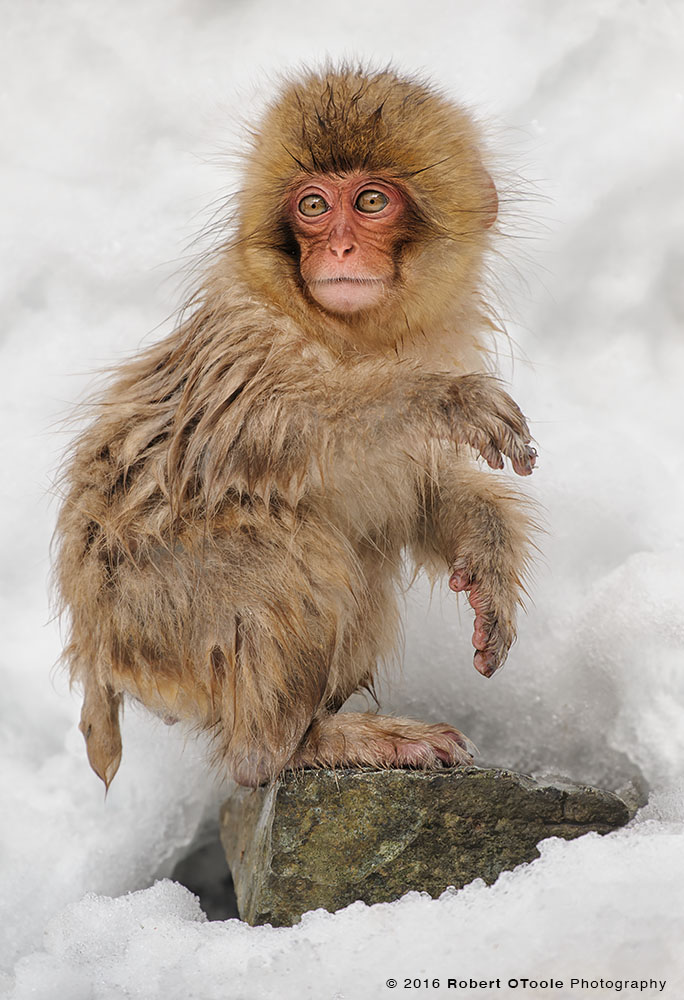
<box><xmin>54</xmin><ymin>65</ymin><xmax>536</xmax><ymax>789</ymax></box>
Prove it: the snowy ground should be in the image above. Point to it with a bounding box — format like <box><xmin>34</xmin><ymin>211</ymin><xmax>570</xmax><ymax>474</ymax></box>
<box><xmin>1</xmin><ymin>1</ymin><xmax>683</xmax><ymax>997</ymax></box>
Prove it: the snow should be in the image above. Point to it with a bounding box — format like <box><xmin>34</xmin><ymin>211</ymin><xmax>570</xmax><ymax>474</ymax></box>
<box><xmin>1</xmin><ymin>0</ymin><xmax>683</xmax><ymax>997</ymax></box>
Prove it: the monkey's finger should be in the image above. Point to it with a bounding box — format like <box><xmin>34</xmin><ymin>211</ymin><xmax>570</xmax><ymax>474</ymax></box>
<box><xmin>480</xmin><ymin>441</ymin><xmax>506</xmax><ymax>471</ymax></box>
<box><xmin>484</xmin><ymin>425</ymin><xmax>536</xmax><ymax>477</ymax></box>
<box><xmin>472</xmin><ymin>618</ymin><xmax>488</xmax><ymax>649</ymax></box>
<box><xmin>448</xmin><ymin>567</ymin><xmax>472</xmax><ymax>591</ymax></box>
<box><xmin>459</xmin><ymin>416</ymin><xmax>533</xmax><ymax>476</ymax></box>
<box><xmin>489</xmin><ymin>406</ymin><xmax>536</xmax><ymax>474</ymax></box>
<box><xmin>445</xmin><ymin>374</ymin><xmax>536</xmax><ymax>475</ymax></box>
<box><xmin>473</xmin><ymin>616</ymin><xmax>512</xmax><ymax>676</ymax></box>
<box><xmin>450</xmin><ymin>571</ymin><xmax>512</xmax><ymax>677</ymax></box>
<box><xmin>511</xmin><ymin>444</ymin><xmax>537</xmax><ymax>477</ymax></box>
<box><xmin>485</xmin><ymin>388</ymin><xmax>538</xmax><ymax>475</ymax></box>
<box><xmin>457</xmin><ymin>425</ymin><xmax>506</xmax><ymax>470</ymax></box>
<box><xmin>474</xmin><ymin>648</ymin><xmax>501</xmax><ymax>678</ymax></box>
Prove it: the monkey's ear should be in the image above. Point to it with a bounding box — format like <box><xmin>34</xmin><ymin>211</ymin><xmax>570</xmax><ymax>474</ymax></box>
<box><xmin>481</xmin><ymin>170</ymin><xmax>498</xmax><ymax>230</ymax></box>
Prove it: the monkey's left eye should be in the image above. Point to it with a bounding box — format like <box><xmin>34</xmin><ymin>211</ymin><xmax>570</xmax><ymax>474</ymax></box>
<box><xmin>355</xmin><ymin>190</ymin><xmax>389</xmax><ymax>213</ymax></box>
<box><xmin>298</xmin><ymin>194</ymin><xmax>329</xmax><ymax>217</ymax></box>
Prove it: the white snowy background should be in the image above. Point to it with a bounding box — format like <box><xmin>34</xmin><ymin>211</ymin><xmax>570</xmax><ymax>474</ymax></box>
<box><xmin>1</xmin><ymin>0</ymin><xmax>683</xmax><ymax>997</ymax></box>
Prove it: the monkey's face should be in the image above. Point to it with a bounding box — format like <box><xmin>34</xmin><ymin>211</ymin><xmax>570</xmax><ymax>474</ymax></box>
<box><xmin>288</xmin><ymin>174</ymin><xmax>407</xmax><ymax>315</ymax></box>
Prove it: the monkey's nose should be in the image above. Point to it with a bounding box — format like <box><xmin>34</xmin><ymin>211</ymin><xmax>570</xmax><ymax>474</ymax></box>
<box><xmin>327</xmin><ymin>228</ymin><xmax>356</xmax><ymax>259</ymax></box>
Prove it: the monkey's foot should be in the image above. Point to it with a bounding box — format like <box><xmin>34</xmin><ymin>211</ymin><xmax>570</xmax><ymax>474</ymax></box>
<box><xmin>448</xmin><ymin>374</ymin><xmax>537</xmax><ymax>476</ymax></box>
<box><xmin>449</xmin><ymin>566</ymin><xmax>515</xmax><ymax>677</ymax></box>
<box><xmin>291</xmin><ymin>712</ymin><xmax>474</xmax><ymax>772</ymax></box>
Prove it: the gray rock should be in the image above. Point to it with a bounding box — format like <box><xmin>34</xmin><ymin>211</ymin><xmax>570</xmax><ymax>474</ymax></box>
<box><xmin>219</xmin><ymin>766</ymin><xmax>631</xmax><ymax>927</ymax></box>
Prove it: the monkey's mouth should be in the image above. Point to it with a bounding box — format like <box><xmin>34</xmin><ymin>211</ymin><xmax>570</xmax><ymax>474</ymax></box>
<box><xmin>313</xmin><ymin>277</ymin><xmax>384</xmax><ymax>284</ymax></box>
<box><xmin>308</xmin><ymin>277</ymin><xmax>388</xmax><ymax>314</ymax></box>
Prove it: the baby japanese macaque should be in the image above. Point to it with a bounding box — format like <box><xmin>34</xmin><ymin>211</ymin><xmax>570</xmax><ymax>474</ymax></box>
<box><xmin>55</xmin><ymin>66</ymin><xmax>536</xmax><ymax>789</ymax></box>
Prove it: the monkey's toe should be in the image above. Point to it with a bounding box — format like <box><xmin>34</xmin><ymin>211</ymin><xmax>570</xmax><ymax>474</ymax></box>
<box><xmin>230</xmin><ymin>752</ymin><xmax>275</xmax><ymax>788</ymax></box>
<box><xmin>431</xmin><ymin>728</ymin><xmax>475</xmax><ymax>764</ymax></box>
<box><xmin>391</xmin><ymin>728</ymin><xmax>473</xmax><ymax>768</ymax></box>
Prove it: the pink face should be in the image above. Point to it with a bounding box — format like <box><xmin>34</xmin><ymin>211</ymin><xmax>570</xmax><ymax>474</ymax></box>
<box><xmin>288</xmin><ymin>174</ymin><xmax>407</xmax><ymax>315</ymax></box>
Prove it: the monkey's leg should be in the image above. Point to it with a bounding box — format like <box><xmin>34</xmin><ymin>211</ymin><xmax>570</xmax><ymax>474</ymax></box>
<box><xmin>222</xmin><ymin>615</ymin><xmax>333</xmax><ymax>788</ymax></box>
<box><xmin>282</xmin><ymin>545</ymin><xmax>474</xmax><ymax>772</ymax></box>
<box><xmin>291</xmin><ymin>712</ymin><xmax>473</xmax><ymax>770</ymax></box>
<box><xmin>417</xmin><ymin>460</ymin><xmax>535</xmax><ymax>678</ymax></box>
<box><xmin>207</xmin><ymin>512</ymin><xmax>373</xmax><ymax>788</ymax></box>
<box><xmin>224</xmin><ymin>583</ymin><xmax>391</xmax><ymax>785</ymax></box>
<box><xmin>78</xmin><ymin>674</ymin><xmax>123</xmax><ymax>790</ymax></box>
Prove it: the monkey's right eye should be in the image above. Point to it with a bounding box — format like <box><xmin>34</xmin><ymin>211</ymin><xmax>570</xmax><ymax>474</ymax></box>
<box><xmin>298</xmin><ymin>194</ymin><xmax>329</xmax><ymax>217</ymax></box>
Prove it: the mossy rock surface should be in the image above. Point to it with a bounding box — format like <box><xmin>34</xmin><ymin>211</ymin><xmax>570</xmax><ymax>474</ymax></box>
<box><xmin>220</xmin><ymin>766</ymin><xmax>631</xmax><ymax>927</ymax></box>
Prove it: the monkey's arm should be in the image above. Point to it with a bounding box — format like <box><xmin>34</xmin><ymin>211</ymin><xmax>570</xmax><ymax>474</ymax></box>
<box><xmin>188</xmin><ymin>344</ymin><xmax>536</xmax><ymax>505</ymax></box>
<box><xmin>413</xmin><ymin>459</ymin><xmax>537</xmax><ymax>677</ymax></box>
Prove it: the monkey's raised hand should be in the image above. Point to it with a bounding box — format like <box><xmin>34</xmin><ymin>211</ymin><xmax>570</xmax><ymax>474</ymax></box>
<box><xmin>438</xmin><ymin>373</ymin><xmax>537</xmax><ymax>477</ymax></box>
<box><xmin>449</xmin><ymin>565</ymin><xmax>516</xmax><ymax>678</ymax></box>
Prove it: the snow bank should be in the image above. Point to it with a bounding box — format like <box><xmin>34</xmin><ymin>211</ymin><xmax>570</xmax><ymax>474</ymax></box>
<box><xmin>9</xmin><ymin>826</ymin><xmax>684</xmax><ymax>999</ymax></box>
<box><xmin>2</xmin><ymin>0</ymin><xmax>683</xmax><ymax>997</ymax></box>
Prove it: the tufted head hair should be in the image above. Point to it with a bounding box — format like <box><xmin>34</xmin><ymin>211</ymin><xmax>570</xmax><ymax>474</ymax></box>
<box><xmin>231</xmin><ymin>65</ymin><xmax>498</xmax><ymax>350</ymax></box>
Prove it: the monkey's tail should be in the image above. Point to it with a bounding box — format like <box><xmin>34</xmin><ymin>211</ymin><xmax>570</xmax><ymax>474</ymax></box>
<box><xmin>79</xmin><ymin>675</ymin><xmax>123</xmax><ymax>791</ymax></box>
